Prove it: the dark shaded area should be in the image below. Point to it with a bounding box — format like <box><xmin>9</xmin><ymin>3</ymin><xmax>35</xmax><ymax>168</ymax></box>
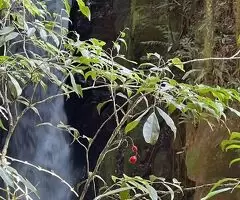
<box><xmin>65</xmin><ymin>0</ymin><xmax>124</xmax><ymax>198</ymax></box>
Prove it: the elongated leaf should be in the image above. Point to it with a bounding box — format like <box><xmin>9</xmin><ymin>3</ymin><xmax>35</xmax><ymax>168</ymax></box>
<box><xmin>0</xmin><ymin>26</ymin><xmax>14</xmax><ymax>35</ymax></box>
<box><xmin>125</xmin><ymin>120</ymin><xmax>139</xmax><ymax>134</ymax></box>
<box><xmin>50</xmin><ymin>32</ymin><xmax>60</xmax><ymax>47</ymax></box>
<box><xmin>228</xmin><ymin>107</ymin><xmax>240</xmax><ymax>117</ymax></box>
<box><xmin>0</xmin><ymin>167</ymin><xmax>14</xmax><ymax>188</ymax></box>
<box><xmin>8</xmin><ymin>74</ymin><xmax>22</xmax><ymax>96</ymax></box>
<box><xmin>97</xmin><ymin>100</ymin><xmax>112</xmax><ymax>115</ymax></box>
<box><xmin>5</xmin><ymin>32</ymin><xmax>19</xmax><ymax>42</ymax></box>
<box><xmin>39</xmin><ymin>28</ymin><xmax>48</xmax><ymax>41</ymax></box>
<box><xmin>94</xmin><ymin>187</ymin><xmax>133</xmax><ymax>200</ymax></box>
<box><xmin>76</xmin><ymin>0</ymin><xmax>91</xmax><ymax>20</ymax></box>
<box><xmin>27</xmin><ymin>27</ymin><xmax>36</xmax><ymax>37</ymax></box>
<box><xmin>128</xmin><ymin>180</ymin><xmax>149</xmax><ymax>194</ymax></box>
<box><xmin>162</xmin><ymin>183</ymin><xmax>174</xmax><ymax>200</ymax></box>
<box><xmin>210</xmin><ymin>178</ymin><xmax>238</xmax><ymax>192</ymax></box>
<box><xmin>146</xmin><ymin>185</ymin><xmax>158</xmax><ymax>200</ymax></box>
<box><xmin>69</xmin><ymin>72</ymin><xmax>78</xmax><ymax>95</ymax></box>
<box><xmin>230</xmin><ymin>132</ymin><xmax>240</xmax><ymax>140</ymax></box>
<box><xmin>229</xmin><ymin>158</ymin><xmax>240</xmax><ymax>167</ymax></box>
<box><xmin>143</xmin><ymin>112</ymin><xmax>160</xmax><ymax>145</ymax></box>
<box><xmin>63</xmin><ymin>0</ymin><xmax>71</xmax><ymax>15</ymax></box>
<box><xmin>221</xmin><ymin>140</ymin><xmax>240</xmax><ymax>151</ymax></box>
<box><xmin>201</xmin><ymin>188</ymin><xmax>232</xmax><ymax>200</ymax></box>
<box><xmin>30</xmin><ymin>107</ymin><xmax>41</xmax><ymax>119</ymax></box>
<box><xmin>225</xmin><ymin>144</ymin><xmax>240</xmax><ymax>151</ymax></box>
<box><xmin>120</xmin><ymin>183</ymin><xmax>130</xmax><ymax>200</ymax></box>
<box><xmin>125</xmin><ymin>109</ymin><xmax>150</xmax><ymax>134</ymax></box>
<box><xmin>156</xmin><ymin>107</ymin><xmax>176</xmax><ymax>139</ymax></box>
<box><xmin>0</xmin><ymin>120</ymin><xmax>7</xmax><ymax>131</ymax></box>
<box><xmin>23</xmin><ymin>0</ymin><xmax>41</xmax><ymax>16</ymax></box>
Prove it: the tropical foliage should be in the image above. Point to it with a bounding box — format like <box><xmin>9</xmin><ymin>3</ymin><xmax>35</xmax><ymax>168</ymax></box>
<box><xmin>0</xmin><ymin>0</ymin><xmax>239</xmax><ymax>199</ymax></box>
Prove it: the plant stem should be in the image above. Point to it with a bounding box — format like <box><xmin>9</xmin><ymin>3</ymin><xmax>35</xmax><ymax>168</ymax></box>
<box><xmin>79</xmin><ymin>95</ymin><xmax>144</xmax><ymax>200</ymax></box>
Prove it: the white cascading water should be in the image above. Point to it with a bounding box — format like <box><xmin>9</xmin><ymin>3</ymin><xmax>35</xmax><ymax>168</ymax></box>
<box><xmin>10</xmin><ymin>1</ymin><xmax>75</xmax><ymax>199</ymax></box>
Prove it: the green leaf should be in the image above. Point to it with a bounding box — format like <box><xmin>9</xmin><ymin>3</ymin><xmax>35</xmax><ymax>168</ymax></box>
<box><xmin>39</xmin><ymin>28</ymin><xmax>48</xmax><ymax>41</ymax></box>
<box><xmin>171</xmin><ymin>57</ymin><xmax>185</xmax><ymax>72</ymax></box>
<box><xmin>120</xmin><ymin>183</ymin><xmax>130</xmax><ymax>200</ymax></box>
<box><xmin>225</xmin><ymin>144</ymin><xmax>240</xmax><ymax>151</ymax></box>
<box><xmin>94</xmin><ymin>187</ymin><xmax>133</xmax><ymax>200</ymax></box>
<box><xmin>0</xmin><ymin>167</ymin><xmax>14</xmax><ymax>188</ymax></box>
<box><xmin>27</xmin><ymin>27</ymin><xmax>36</xmax><ymax>37</ymax></box>
<box><xmin>50</xmin><ymin>32</ymin><xmax>60</xmax><ymax>47</ymax></box>
<box><xmin>6</xmin><ymin>166</ymin><xmax>39</xmax><ymax>197</ymax></box>
<box><xmin>63</xmin><ymin>0</ymin><xmax>71</xmax><ymax>15</ymax></box>
<box><xmin>23</xmin><ymin>0</ymin><xmax>41</xmax><ymax>16</ymax></box>
<box><xmin>230</xmin><ymin>132</ymin><xmax>240</xmax><ymax>140</ymax></box>
<box><xmin>8</xmin><ymin>74</ymin><xmax>22</xmax><ymax>97</ymax></box>
<box><xmin>76</xmin><ymin>0</ymin><xmax>91</xmax><ymax>20</ymax></box>
<box><xmin>0</xmin><ymin>0</ymin><xmax>10</xmax><ymax>9</ymax></box>
<box><xmin>30</xmin><ymin>107</ymin><xmax>41</xmax><ymax>119</ymax></box>
<box><xmin>201</xmin><ymin>188</ymin><xmax>232</xmax><ymax>200</ymax></box>
<box><xmin>76</xmin><ymin>84</ymin><xmax>83</xmax><ymax>97</ymax></box>
<box><xmin>221</xmin><ymin>140</ymin><xmax>240</xmax><ymax>151</ymax></box>
<box><xmin>229</xmin><ymin>158</ymin><xmax>240</xmax><ymax>167</ymax></box>
<box><xmin>228</xmin><ymin>107</ymin><xmax>240</xmax><ymax>117</ymax></box>
<box><xmin>0</xmin><ymin>120</ymin><xmax>7</xmax><ymax>131</ymax></box>
<box><xmin>156</xmin><ymin>107</ymin><xmax>176</xmax><ymax>139</ymax></box>
<box><xmin>111</xmin><ymin>175</ymin><xmax>118</xmax><ymax>183</ymax></box>
<box><xmin>143</xmin><ymin>112</ymin><xmax>160</xmax><ymax>145</ymax></box>
<box><xmin>162</xmin><ymin>183</ymin><xmax>174</xmax><ymax>200</ymax></box>
<box><xmin>0</xmin><ymin>26</ymin><xmax>14</xmax><ymax>35</ymax></box>
<box><xmin>209</xmin><ymin>178</ymin><xmax>238</xmax><ymax>193</ymax></box>
<box><xmin>125</xmin><ymin>109</ymin><xmax>150</xmax><ymax>134</ymax></box>
<box><xmin>5</xmin><ymin>32</ymin><xmax>19</xmax><ymax>42</ymax></box>
<box><xmin>97</xmin><ymin>100</ymin><xmax>112</xmax><ymax>115</ymax></box>
<box><xmin>0</xmin><ymin>56</ymin><xmax>9</xmax><ymax>63</ymax></box>
<box><xmin>128</xmin><ymin>180</ymin><xmax>149</xmax><ymax>194</ymax></box>
<box><xmin>69</xmin><ymin>72</ymin><xmax>79</xmax><ymax>95</ymax></box>
<box><xmin>125</xmin><ymin>120</ymin><xmax>139</xmax><ymax>134</ymax></box>
<box><xmin>146</xmin><ymin>185</ymin><xmax>158</xmax><ymax>200</ymax></box>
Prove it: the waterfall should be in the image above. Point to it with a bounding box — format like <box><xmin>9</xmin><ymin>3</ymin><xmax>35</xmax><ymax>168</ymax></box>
<box><xmin>8</xmin><ymin>0</ymin><xmax>76</xmax><ymax>199</ymax></box>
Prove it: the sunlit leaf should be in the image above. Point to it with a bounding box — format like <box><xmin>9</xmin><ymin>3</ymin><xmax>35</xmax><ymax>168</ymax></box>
<box><xmin>143</xmin><ymin>112</ymin><xmax>160</xmax><ymax>145</ymax></box>
<box><xmin>125</xmin><ymin>120</ymin><xmax>140</xmax><ymax>134</ymax></box>
<box><xmin>27</xmin><ymin>27</ymin><xmax>36</xmax><ymax>37</ymax></box>
<box><xmin>0</xmin><ymin>26</ymin><xmax>14</xmax><ymax>35</ymax></box>
<box><xmin>120</xmin><ymin>183</ymin><xmax>130</xmax><ymax>200</ymax></box>
<box><xmin>63</xmin><ymin>0</ymin><xmax>71</xmax><ymax>15</ymax></box>
<box><xmin>146</xmin><ymin>185</ymin><xmax>158</xmax><ymax>200</ymax></box>
<box><xmin>39</xmin><ymin>28</ymin><xmax>48</xmax><ymax>41</ymax></box>
<box><xmin>156</xmin><ymin>107</ymin><xmax>176</xmax><ymax>139</ymax></box>
<box><xmin>125</xmin><ymin>109</ymin><xmax>150</xmax><ymax>134</ymax></box>
<box><xmin>201</xmin><ymin>188</ymin><xmax>232</xmax><ymax>200</ymax></box>
<box><xmin>8</xmin><ymin>74</ymin><xmax>22</xmax><ymax>97</ymax></box>
<box><xmin>76</xmin><ymin>0</ymin><xmax>91</xmax><ymax>20</ymax></box>
<box><xmin>229</xmin><ymin>158</ymin><xmax>240</xmax><ymax>167</ymax></box>
<box><xmin>171</xmin><ymin>57</ymin><xmax>185</xmax><ymax>72</ymax></box>
<box><xmin>228</xmin><ymin>107</ymin><xmax>240</xmax><ymax>117</ymax></box>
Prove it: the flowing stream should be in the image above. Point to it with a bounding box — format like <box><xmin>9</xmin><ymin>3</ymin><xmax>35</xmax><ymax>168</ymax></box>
<box><xmin>9</xmin><ymin>1</ymin><xmax>75</xmax><ymax>199</ymax></box>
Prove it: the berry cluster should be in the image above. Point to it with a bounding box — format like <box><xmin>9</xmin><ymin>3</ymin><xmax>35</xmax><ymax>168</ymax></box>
<box><xmin>129</xmin><ymin>145</ymin><xmax>138</xmax><ymax>165</ymax></box>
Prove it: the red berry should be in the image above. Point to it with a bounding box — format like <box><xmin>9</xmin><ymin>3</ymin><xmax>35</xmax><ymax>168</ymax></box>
<box><xmin>131</xmin><ymin>145</ymin><xmax>138</xmax><ymax>153</ymax></box>
<box><xmin>129</xmin><ymin>155</ymin><xmax>137</xmax><ymax>164</ymax></box>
